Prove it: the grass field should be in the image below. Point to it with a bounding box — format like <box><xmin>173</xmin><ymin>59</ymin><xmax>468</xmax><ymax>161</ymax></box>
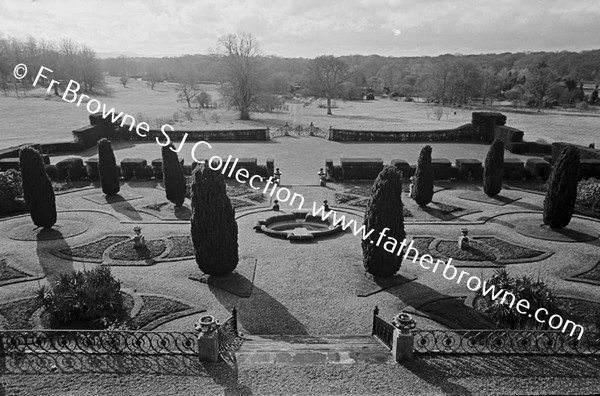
<box><xmin>1</xmin><ymin>76</ymin><xmax>599</xmax><ymax>149</ymax></box>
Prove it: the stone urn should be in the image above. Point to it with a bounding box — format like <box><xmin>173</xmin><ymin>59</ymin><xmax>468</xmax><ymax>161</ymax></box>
<box><xmin>458</xmin><ymin>227</ymin><xmax>470</xmax><ymax>250</ymax></box>
<box><xmin>392</xmin><ymin>312</ymin><xmax>416</xmax><ymax>334</ymax></box>
<box><xmin>195</xmin><ymin>314</ymin><xmax>218</xmax><ymax>335</ymax></box>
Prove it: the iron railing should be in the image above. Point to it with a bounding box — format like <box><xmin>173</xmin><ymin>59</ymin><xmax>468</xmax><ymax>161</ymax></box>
<box><xmin>0</xmin><ymin>307</ymin><xmax>243</xmax><ymax>357</ymax></box>
<box><xmin>0</xmin><ymin>330</ymin><xmax>198</xmax><ymax>356</ymax></box>
<box><xmin>218</xmin><ymin>306</ymin><xmax>244</xmax><ymax>353</ymax></box>
<box><xmin>371</xmin><ymin>307</ymin><xmax>600</xmax><ymax>355</ymax></box>
<box><xmin>269</xmin><ymin>123</ymin><xmax>330</xmax><ymax>140</ymax></box>
<box><xmin>413</xmin><ymin>329</ymin><xmax>600</xmax><ymax>355</ymax></box>
<box><xmin>372</xmin><ymin>306</ymin><xmax>395</xmax><ymax>350</ymax></box>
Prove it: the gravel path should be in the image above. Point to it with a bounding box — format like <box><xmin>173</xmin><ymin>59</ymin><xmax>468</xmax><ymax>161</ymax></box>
<box><xmin>2</xmin><ymin>355</ymin><xmax>600</xmax><ymax>395</ymax></box>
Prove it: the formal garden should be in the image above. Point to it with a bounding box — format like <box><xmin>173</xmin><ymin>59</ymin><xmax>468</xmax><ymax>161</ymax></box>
<box><xmin>0</xmin><ymin>112</ymin><xmax>599</xmax><ymax>396</ymax></box>
<box><xmin>1</xmin><ymin>114</ymin><xmax>599</xmax><ymax>336</ymax></box>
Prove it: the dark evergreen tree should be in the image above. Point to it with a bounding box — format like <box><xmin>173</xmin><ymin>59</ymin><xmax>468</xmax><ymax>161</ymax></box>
<box><xmin>543</xmin><ymin>146</ymin><xmax>580</xmax><ymax>228</ymax></box>
<box><xmin>19</xmin><ymin>146</ymin><xmax>56</xmax><ymax>228</ymax></box>
<box><xmin>413</xmin><ymin>145</ymin><xmax>434</xmax><ymax>207</ymax></box>
<box><xmin>97</xmin><ymin>139</ymin><xmax>120</xmax><ymax>195</ymax></box>
<box><xmin>162</xmin><ymin>144</ymin><xmax>186</xmax><ymax>207</ymax></box>
<box><xmin>483</xmin><ymin>138</ymin><xmax>505</xmax><ymax>197</ymax></box>
<box><xmin>362</xmin><ymin>166</ymin><xmax>406</xmax><ymax>278</ymax></box>
<box><xmin>191</xmin><ymin>161</ymin><xmax>238</xmax><ymax>276</ymax></box>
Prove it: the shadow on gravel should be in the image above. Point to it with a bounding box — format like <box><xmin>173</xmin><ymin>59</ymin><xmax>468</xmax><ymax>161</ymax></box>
<box><xmin>110</xmin><ymin>199</ymin><xmax>144</xmax><ymax>221</ymax></box>
<box><xmin>385</xmin><ymin>279</ymin><xmax>496</xmax><ymax>330</ymax></box>
<box><xmin>203</xmin><ymin>353</ymin><xmax>253</xmax><ymax>396</ymax></box>
<box><xmin>210</xmin><ymin>283</ymin><xmax>309</xmax><ymax>335</ymax></box>
<box><xmin>36</xmin><ymin>230</ymin><xmax>73</xmax><ymax>284</ymax></box>
<box><xmin>403</xmin><ymin>354</ymin><xmax>600</xmax><ymax>395</ymax></box>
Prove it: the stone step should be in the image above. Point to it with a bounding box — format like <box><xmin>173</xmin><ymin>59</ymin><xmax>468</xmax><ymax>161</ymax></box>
<box><xmin>232</xmin><ymin>334</ymin><xmax>394</xmax><ymax>365</ymax></box>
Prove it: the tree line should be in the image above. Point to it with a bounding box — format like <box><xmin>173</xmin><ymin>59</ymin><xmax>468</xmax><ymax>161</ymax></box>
<box><xmin>2</xmin><ymin>34</ymin><xmax>599</xmax><ymax>119</ymax></box>
<box><xmin>101</xmin><ymin>35</ymin><xmax>600</xmax><ymax>116</ymax></box>
<box><xmin>0</xmin><ymin>37</ymin><xmax>103</xmax><ymax>97</ymax></box>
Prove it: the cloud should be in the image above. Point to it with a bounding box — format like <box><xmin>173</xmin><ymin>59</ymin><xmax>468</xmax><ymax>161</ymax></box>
<box><xmin>0</xmin><ymin>0</ymin><xmax>598</xmax><ymax>57</ymax></box>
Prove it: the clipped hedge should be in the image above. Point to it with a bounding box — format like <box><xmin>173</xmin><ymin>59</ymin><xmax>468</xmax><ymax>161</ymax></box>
<box><xmin>19</xmin><ymin>146</ymin><xmax>56</xmax><ymax>228</ymax></box>
<box><xmin>98</xmin><ymin>139</ymin><xmax>120</xmax><ymax>195</ymax></box>
<box><xmin>412</xmin><ymin>145</ymin><xmax>434</xmax><ymax>206</ymax></box>
<box><xmin>483</xmin><ymin>139</ymin><xmax>504</xmax><ymax>196</ymax></box>
<box><xmin>190</xmin><ymin>162</ymin><xmax>239</xmax><ymax>276</ymax></box>
<box><xmin>543</xmin><ymin>146</ymin><xmax>580</xmax><ymax>228</ymax></box>
<box><xmin>362</xmin><ymin>166</ymin><xmax>405</xmax><ymax>277</ymax></box>
<box><xmin>162</xmin><ymin>145</ymin><xmax>187</xmax><ymax>207</ymax></box>
<box><xmin>56</xmin><ymin>157</ymin><xmax>85</xmax><ymax>181</ymax></box>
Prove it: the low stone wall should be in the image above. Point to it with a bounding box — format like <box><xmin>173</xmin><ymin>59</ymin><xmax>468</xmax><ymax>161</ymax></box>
<box><xmin>118</xmin><ymin>127</ymin><xmax>269</xmax><ymax>142</ymax></box>
<box><xmin>508</xmin><ymin>141</ymin><xmax>552</xmax><ymax>155</ymax></box>
<box><xmin>494</xmin><ymin>125</ymin><xmax>524</xmax><ymax>147</ymax></box>
<box><xmin>552</xmin><ymin>142</ymin><xmax>600</xmax><ymax>162</ymax></box>
<box><xmin>72</xmin><ymin>124</ymin><xmax>109</xmax><ymax>149</ymax></box>
<box><xmin>330</xmin><ymin>124</ymin><xmax>477</xmax><ymax>142</ymax></box>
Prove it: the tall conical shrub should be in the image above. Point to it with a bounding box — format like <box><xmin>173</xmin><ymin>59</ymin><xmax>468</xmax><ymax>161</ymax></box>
<box><xmin>413</xmin><ymin>145</ymin><xmax>434</xmax><ymax>207</ymax></box>
<box><xmin>98</xmin><ymin>139</ymin><xmax>120</xmax><ymax>195</ymax></box>
<box><xmin>483</xmin><ymin>138</ymin><xmax>505</xmax><ymax>197</ymax></box>
<box><xmin>543</xmin><ymin>146</ymin><xmax>580</xmax><ymax>228</ymax></box>
<box><xmin>362</xmin><ymin>166</ymin><xmax>406</xmax><ymax>278</ymax></box>
<box><xmin>162</xmin><ymin>144</ymin><xmax>186</xmax><ymax>207</ymax></box>
<box><xmin>191</xmin><ymin>161</ymin><xmax>238</xmax><ymax>276</ymax></box>
<box><xmin>19</xmin><ymin>146</ymin><xmax>56</xmax><ymax>228</ymax></box>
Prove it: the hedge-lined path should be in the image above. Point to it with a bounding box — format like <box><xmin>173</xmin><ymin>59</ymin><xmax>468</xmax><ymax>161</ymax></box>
<box><xmin>0</xmin><ymin>181</ymin><xmax>599</xmax><ymax>337</ymax></box>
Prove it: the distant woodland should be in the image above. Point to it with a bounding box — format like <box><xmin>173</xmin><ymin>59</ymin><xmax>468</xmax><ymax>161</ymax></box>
<box><xmin>2</xmin><ymin>35</ymin><xmax>599</xmax><ymax>114</ymax></box>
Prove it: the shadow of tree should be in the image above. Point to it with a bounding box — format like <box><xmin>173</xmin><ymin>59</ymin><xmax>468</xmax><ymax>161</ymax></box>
<box><xmin>209</xmin><ymin>283</ymin><xmax>308</xmax><ymax>335</ymax></box>
<box><xmin>36</xmin><ymin>230</ymin><xmax>74</xmax><ymax>285</ymax></box>
<box><xmin>174</xmin><ymin>205</ymin><xmax>191</xmax><ymax>220</ymax></box>
<box><xmin>109</xmin><ymin>197</ymin><xmax>144</xmax><ymax>221</ymax></box>
<box><xmin>385</xmin><ymin>278</ymin><xmax>496</xmax><ymax>330</ymax></box>
<box><xmin>202</xmin><ymin>355</ymin><xmax>253</xmax><ymax>396</ymax></box>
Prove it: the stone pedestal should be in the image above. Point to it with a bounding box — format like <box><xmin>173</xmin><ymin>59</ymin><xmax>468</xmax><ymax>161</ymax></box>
<box><xmin>197</xmin><ymin>331</ymin><xmax>219</xmax><ymax>362</ymax></box>
<box><xmin>392</xmin><ymin>329</ymin><xmax>414</xmax><ymax>362</ymax></box>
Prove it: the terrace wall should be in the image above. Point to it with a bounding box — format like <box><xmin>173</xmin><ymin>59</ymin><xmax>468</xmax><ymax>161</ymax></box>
<box><xmin>329</xmin><ymin>123</ymin><xmax>477</xmax><ymax>142</ymax></box>
<box><xmin>117</xmin><ymin>127</ymin><xmax>269</xmax><ymax>142</ymax></box>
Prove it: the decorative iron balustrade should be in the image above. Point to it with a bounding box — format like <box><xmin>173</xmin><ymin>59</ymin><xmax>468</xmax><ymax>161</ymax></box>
<box><xmin>0</xmin><ymin>307</ymin><xmax>243</xmax><ymax>357</ymax></box>
<box><xmin>218</xmin><ymin>306</ymin><xmax>244</xmax><ymax>353</ymax></box>
<box><xmin>269</xmin><ymin>123</ymin><xmax>330</xmax><ymax>140</ymax></box>
<box><xmin>370</xmin><ymin>308</ymin><xmax>600</xmax><ymax>355</ymax></box>
<box><xmin>372</xmin><ymin>306</ymin><xmax>394</xmax><ymax>350</ymax></box>
<box><xmin>413</xmin><ymin>329</ymin><xmax>600</xmax><ymax>355</ymax></box>
<box><xmin>0</xmin><ymin>330</ymin><xmax>198</xmax><ymax>356</ymax></box>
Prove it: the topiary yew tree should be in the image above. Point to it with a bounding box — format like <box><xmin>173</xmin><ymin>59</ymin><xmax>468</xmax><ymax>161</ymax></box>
<box><xmin>19</xmin><ymin>146</ymin><xmax>56</xmax><ymax>228</ymax></box>
<box><xmin>191</xmin><ymin>161</ymin><xmax>238</xmax><ymax>276</ymax></box>
<box><xmin>98</xmin><ymin>139</ymin><xmax>120</xmax><ymax>195</ymax></box>
<box><xmin>543</xmin><ymin>146</ymin><xmax>580</xmax><ymax>228</ymax></box>
<box><xmin>413</xmin><ymin>145</ymin><xmax>434</xmax><ymax>207</ymax></box>
<box><xmin>362</xmin><ymin>166</ymin><xmax>406</xmax><ymax>278</ymax></box>
<box><xmin>483</xmin><ymin>138</ymin><xmax>505</xmax><ymax>197</ymax></box>
<box><xmin>162</xmin><ymin>144</ymin><xmax>186</xmax><ymax>207</ymax></box>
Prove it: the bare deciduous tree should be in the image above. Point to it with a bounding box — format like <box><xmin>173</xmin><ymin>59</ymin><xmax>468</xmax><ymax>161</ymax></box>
<box><xmin>218</xmin><ymin>32</ymin><xmax>262</xmax><ymax>120</ymax></box>
<box><xmin>305</xmin><ymin>55</ymin><xmax>349</xmax><ymax>115</ymax></box>
<box><xmin>176</xmin><ymin>81</ymin><xmax>199</xmax><ymax>108</ymax></box>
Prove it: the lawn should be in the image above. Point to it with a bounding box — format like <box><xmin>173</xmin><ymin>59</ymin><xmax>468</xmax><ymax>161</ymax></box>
<box><xmin>1</xmin><ymin>76</ymin><xmax>599</xmax><ymax>149</ymax></box>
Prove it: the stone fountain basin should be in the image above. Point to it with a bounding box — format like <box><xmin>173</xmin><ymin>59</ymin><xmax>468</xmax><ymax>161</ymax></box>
<box><xmin>254</xmin><ymin>212</ymin><xmax>343</xmax><ymax>241</ymax></box>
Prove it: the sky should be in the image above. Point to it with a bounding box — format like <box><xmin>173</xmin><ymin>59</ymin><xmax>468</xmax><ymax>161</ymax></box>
<box><xmin>1</xmin><ymin>0</ymin><xmax>599</xmax><ymax>58</ymax></box>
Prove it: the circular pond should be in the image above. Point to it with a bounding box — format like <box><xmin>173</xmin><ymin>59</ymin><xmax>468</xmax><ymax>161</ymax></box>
<box><xmin>254</xmin><ymin>211</ymin><xmax>343</xmax><ymax>241</ymax></box>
